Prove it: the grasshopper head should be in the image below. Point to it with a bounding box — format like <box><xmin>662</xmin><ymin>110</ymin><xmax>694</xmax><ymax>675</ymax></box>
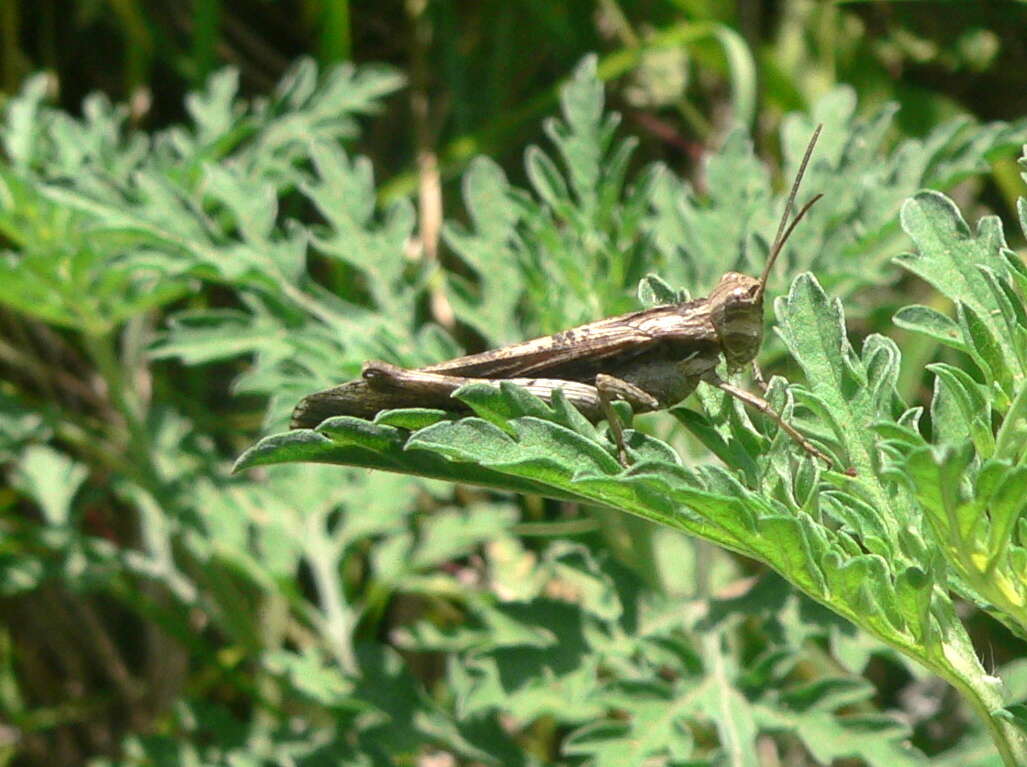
<box><xmin>706</xmin><ymin>125</ymin><xmax>824</xmax><ymax>375</ymax></box>
<box><xmin>709</xmin><ymin>271</ymin><xmax>764</xmax><ymax>371</ymax></box>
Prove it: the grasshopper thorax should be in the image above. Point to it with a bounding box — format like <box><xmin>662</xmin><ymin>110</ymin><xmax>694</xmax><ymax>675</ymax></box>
<box><xmin>708</xmin><ymin>271</ymin><xmax>763</xmax><ymax>372</ymax></box>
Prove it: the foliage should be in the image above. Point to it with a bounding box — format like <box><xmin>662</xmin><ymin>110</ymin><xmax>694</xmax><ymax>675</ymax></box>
<box><xmin>2</xmin><ymin>30</ymin><xmax>1027</xmax><ymax>767</ymax></box>
<box><xmin>236</xmin><ymin>60</ymin><xmax>1027</xmax><ymax>764</ymax></box>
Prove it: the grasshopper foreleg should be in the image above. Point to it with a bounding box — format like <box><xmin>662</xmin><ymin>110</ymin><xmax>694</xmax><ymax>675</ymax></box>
<box><xmin>704</xmin><ymin>372</ymin><xmax>831</xmax><ymax>467</ymax></box>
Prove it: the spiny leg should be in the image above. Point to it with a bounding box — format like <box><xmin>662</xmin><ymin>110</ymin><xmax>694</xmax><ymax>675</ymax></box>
<box><xmin>704</xmin><ymin>373</ymin><xmax>831</xmax><ymax>467</ymax></box>
<box><xmin>365</xmin><ymin>361</ymin><xmax>662</xmax><ymax>467</ymax></box>
<box><xmin>595</xmin><ymin>373</ymin><xmax>660</xmax><ymax>467</ymax></box>
<box><xmin>363</xmin><ymin>361</ymin><xmax>606</xmax><ymax>418</ymax></box>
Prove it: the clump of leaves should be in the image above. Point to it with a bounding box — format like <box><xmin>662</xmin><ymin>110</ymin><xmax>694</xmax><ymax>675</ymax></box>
<box><xmin>238</xmin><ymin>64</ymin><xmax>1027</xmax><ymax>764</ymax></box>
<box><xmin>3</xmin><ymin>52</ymin><xmax>1027</xmax><ymax>766</ymax></box>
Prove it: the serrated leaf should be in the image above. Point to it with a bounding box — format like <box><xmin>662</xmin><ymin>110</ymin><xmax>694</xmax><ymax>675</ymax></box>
<box><xmin>525</xmin><ymin>145</ymin><xmax>570</xmax><ymax>210</ymax></box>
<box><xmin>672</xmin><ymin>406</ymin><xmax>760</xmax><ymax>485</ymax></box>
<box><xmin>2</xmin><ymin>74</ymin><xmax>50</xmax><ymax>166</ymax></box>
<box><xmin>957</xmin><ymin>301</ymin><xmax>1015</xmax><ymax>396</ymax></box>
<box><xmin>637</xmin><ymin>273</ymin><xmax>683</xmax><ymax>307</ymax></box>
<box><xmin>897</xmin><ymin>192</ymin><xmax>1022</xmax><ymax>388</ymax></box>
<box><xmin>775</xmin><ymin>273</ymin><xmax>909</xmax><ymax>544</ymax></box>
<box><xmin>234</xmin><ymin>420</ymin><xmax>599</xmax><ymax>504</ymax></box>
<box><xmin>780</xmin><ymin>677</ymin><xmax>874</xmax><ymax>713</ymax></box>
<box><xmin>927</xmin><ymin>362</ymin><xmax>994</xmax><ymax>455</ymax></box>
<box><xmin>409</xmin><ymin>416</ymin><xmax>621</xmax><ymax>479</ymax></box>
<box><xmin>983</xmin><ymin>464</ymin><xmax>1027</xmax><ymax>570</ymax></box>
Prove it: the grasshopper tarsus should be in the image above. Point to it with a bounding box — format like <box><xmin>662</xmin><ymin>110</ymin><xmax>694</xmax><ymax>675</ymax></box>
<box><xmin>291</xmin><ymin>126</ymin><xmax>830</xmax><ymax>471</ymax></box>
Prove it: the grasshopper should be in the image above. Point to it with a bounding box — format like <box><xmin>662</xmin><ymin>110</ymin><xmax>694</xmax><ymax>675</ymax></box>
<box><xmin>291</xmin><ymin>126</ymin><xmax>828</xmax><ymax>467</ymax></box>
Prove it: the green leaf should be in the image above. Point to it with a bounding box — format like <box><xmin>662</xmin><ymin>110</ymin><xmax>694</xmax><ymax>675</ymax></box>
<box><xmin>903</xmin><ymin>444</ymin><xmax>978</xmax><ymax>544</ymax></box>
<box><xmin>373</xmin><ymin>408</ymin><xmax>451</xmax><ymax>430</ymax></box>
<box><xmin>957</xmin><ymin>301</ymin><xmax>1015</xmax><ymax>397</ymax></box>
<box><xmin>14</xmin><ymin>445</ymin><xmax>88</xmax><ymax>527</ymax></box>
<box><xmin>408</xmin><ymin>505</ymin><xmax>519</xmax><ymax>570</ymax></box>
<box><xmin>1</xmin><ymin>74</ymin><xmax>50</xmax><ymax>167</ymax></box>
<box><xmin>547</xmin><ymin>55</ymin><xmax>608</xmax><ymax>200</ymax></box>
<box><xmin>983</xmin><ymin>465</ymin><xmax>1027</xmax><ymax>569</ymax></box>
<box><xmin>150</xmin><ymin>309</ymin><xmax>287</xmax><ymax>364</ymax></box>
<box><xmin>637</xmin><ymin>273</ymin><xmax>686</xmax><ymax>307</ymax></box>
<box><xmin>234</xmin><ymin>419</ymin><xmax>602</xmax><ymax>505</ymax></box>
<box><xmin>897</xmin><ymin>191</ymin><xmax>1023</xmax><ymax>390</ymax></box>
<box><xmin>893</xmin><ymin>304</ymin><xmax>968</xmax><ymax>352</ymax></box>
<box><xmin>894</xmin><ymin>566</ymin><xmax>932</xmax><ymax>644</ymax></box>
<box><xmin>202</xmin><ymin>163</ymin><xmax>278</xmax><ymax>244</ymax></box>
<box><xmin>409</xmin><ymin>417</ymin><xmax>621</xmax><ymax>479</ymax></box>
<box><xmin>524</xmin><ymin>144</ymin><xmax>571</xmax><ymax>211</ymax></box>
<box><xmin>452</xmin><ymin>381</ymin><xmax>600</xmax><ymax>442</ymax></box>
<box><xmin>775</xmin><ymin>273</ymin><xmax>908</xmax><ymax>542</ymax></box>
<box><xmin>712</xmin><ymin>24</ymin><xmax>757</xmax><ymax>127</ymax></box>
<box><xmin>646</xmin><ymin>127</ymin><xmax>769</xmax><ymax>291</ymax></box>
<box><xmin>443</xmin><ymin>157</ymin><xmax>524</xmax><ymax>346</ymax></box>
<box><xmin>672</xmin><ymin>406</ymin><xmax>760</xmax><ymax>485</ymax></box>
<box><xmin>927</xmin><ymin>362</ymin><xmax>994</xmax><ymax>455</ymax></box>
<box><xmin>184</xmin><ymin>68</ymin><xmax>240</xmax><ymax>143</ymax></box>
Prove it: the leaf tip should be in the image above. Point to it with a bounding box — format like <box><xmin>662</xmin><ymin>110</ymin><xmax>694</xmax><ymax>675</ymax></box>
<box><xmin>232</xmin><ymin>429</ymin><xmax>333</xmax><ymax>473</ymax></box>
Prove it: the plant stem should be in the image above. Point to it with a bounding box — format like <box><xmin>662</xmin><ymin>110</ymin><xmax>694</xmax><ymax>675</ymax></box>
<box><xmin>305</xmin><ymin>537</ymin><xmax>358</xmax><ymax>676</ymax></box>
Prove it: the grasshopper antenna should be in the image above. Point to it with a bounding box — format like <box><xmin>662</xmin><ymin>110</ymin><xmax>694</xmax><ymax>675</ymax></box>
<box><xmin>758</xmin><ymin>124</ymin><xmax>823</xmax><ymax>296</ymax></box>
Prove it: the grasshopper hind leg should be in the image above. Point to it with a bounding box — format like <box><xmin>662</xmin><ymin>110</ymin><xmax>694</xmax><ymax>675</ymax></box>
<box><xmin>364</xmin><ymin>362</ymin><xmax>665</xmax><ymax>467</ymax></box>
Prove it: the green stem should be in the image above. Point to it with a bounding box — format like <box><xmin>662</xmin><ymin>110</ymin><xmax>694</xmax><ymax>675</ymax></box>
<box><xmin>305</xmin><ymin>538</ymin><xmax>358</xmax><ymax>676</ymax></box>
<box><xmin>933</xmin><ymin>616</ymin><xmax>1027</xmax><ymax>767</ymax></box>
<box><xmin>81</xmin><ymin>329</ymin><xmax>174</xmax><ymax>511</ymax></box>
<box><xmin>191</xmin><ymin>0</ymin><xmax>223</xmax><ymax>84</ymax></box>
<box><xmin>319</xmin><ymin>0</ymin><xmax>351</xmax><ymax>63</ymax></box>
<box><xmin>107</xmin><ymin>0</ymin><xmax>154</xmax><ymax>93</ymax></box>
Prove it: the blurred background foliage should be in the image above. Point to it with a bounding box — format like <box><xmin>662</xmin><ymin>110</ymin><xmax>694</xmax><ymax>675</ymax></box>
<box><xmin>5</xmin><ymin>1</ymin><xmax>1027</xmax><ymax>207</ymax></box>
<box><xmin>1</xmin><ymin>1</ymin><xmax>1027</xmax><ymax>765</ymax></box>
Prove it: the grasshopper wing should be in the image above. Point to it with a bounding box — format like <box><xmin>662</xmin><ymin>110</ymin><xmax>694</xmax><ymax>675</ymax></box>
<box><xmin>425</xmin><ymin>300</ymin><xmax>716</xmax><ymax>380</ymax></box>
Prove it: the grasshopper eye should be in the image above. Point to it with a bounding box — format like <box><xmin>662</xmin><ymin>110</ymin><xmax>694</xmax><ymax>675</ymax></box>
<box><xmin>732</xmin><ymin>285</ymin><xmax>759</xmax><ymax>301</ymax></box>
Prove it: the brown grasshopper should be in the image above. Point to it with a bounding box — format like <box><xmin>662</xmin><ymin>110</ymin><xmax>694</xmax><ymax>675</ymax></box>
<box><xmin>291</xmin><ymin>126</ymin><xmax>828</xmax><ymax>467</ymax></box>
